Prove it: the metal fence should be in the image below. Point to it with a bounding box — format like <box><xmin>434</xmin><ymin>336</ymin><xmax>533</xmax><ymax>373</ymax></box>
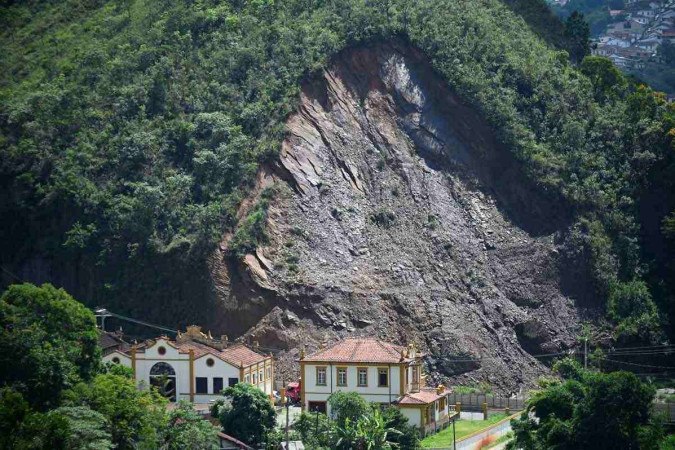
<box><xmin>653</xmin><ymin>402</ymin><xmax>675</xmax><ymax>424</ymax></box>
<box><xmin>446</xmin><ymin>393</ymin><xmax>526</xmax><ymax>412</ymax></box>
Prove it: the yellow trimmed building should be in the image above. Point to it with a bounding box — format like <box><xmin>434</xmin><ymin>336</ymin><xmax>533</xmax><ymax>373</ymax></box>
<box><xmin>299</xmin><ymin>338</ymin><xmax>455</xmax><ymax>435</ymax></box>
<box><xmin>101</xmin><ymin>325</ymin><xmax>274</xmax><ymax>402</ymax></box>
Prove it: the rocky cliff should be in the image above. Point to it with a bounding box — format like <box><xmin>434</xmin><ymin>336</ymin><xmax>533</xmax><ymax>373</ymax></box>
<box><xmin>207</xmin><ymin>41</ymin><xmax>584</xmax><ymax>393</ymax></box>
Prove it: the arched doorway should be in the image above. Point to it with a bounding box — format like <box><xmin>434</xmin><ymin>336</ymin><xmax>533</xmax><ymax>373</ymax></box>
<box><xmin>149</xmin><ymin>362</ymin><xmax>176</xmax><ymax>401</ymax></box>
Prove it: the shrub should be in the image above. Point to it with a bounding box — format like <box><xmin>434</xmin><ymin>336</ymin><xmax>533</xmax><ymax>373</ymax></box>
<box><xmin>370</xmin><ymin>210</ymin><xmax>396</xmax><ymax>228</ymax></box>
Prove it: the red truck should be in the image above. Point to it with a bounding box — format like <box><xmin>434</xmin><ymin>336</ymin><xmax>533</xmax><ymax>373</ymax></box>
<box><xmin>285</xmin><ymin>381</ymin><xmax>301</xmax><ymax>404</ymax></box>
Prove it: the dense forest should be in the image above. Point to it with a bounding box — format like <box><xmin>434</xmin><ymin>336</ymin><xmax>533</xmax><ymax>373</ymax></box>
<box><xmin>1</xmin><ymin>0</ymin><xmax>674</xmax><ymax>350</ymax></box>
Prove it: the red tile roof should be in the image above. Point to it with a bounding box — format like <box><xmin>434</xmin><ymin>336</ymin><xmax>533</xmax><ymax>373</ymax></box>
<box><xmin>124</xmin><ymin>337</ymin><xmax>268</xmax><ymax>368</ymax></box>
<box><xmin>303</xmin><ymin>338</ymin><xmax>415</xmax><ymax>363</ymax></box>
<box><xmin>398</xmin><ymin>388</ymin><xmax>446</xmax><ymax>405</ymax></box>
<box><xmin>219</xmin><ymin>343</ymin><xmax>269</xmax><ymax>367</ymax></box>
<box><xmin>173</xmin><ymin>341</ymin><xmax>268</xmax><ymax>367</ymax></box>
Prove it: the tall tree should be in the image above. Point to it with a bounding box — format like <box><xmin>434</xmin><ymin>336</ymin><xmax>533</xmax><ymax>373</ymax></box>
<box><xmin>328</xmin><ymin>391</ymin><xmax>370</xmax><ymax>427</ymax></box>
<box><xmin>0</xmin><ymin>388</ymin><xmax>70</xmax><ymax>450</ymax></box>
<box><xmin>565</xmin><ymin>11</ymin><xmax>591</xmax><ymax>64</ymax></box>
<box><xmin>216</xmin><ymin>383</ymin><xmax>276</xmax><ymax>447</ymax></box>
<box><xmin>50</xmin><ymin>406</ymin><xmax>113</xmax><ymax>450</ymax></box>
<box><xmin>65</xmin><ymin>371</ymin><xmax>167</xmax><ymax>450</ymax></box>
<box><xmin>163</xmin><ymin>401</ymin><xmax>219</xmax><ymax>450</ymax></box>
<box><xmin>508</xmin><ymin>361</ymin><xmax>664</xmax><ymax>449</ymax></box>
<box><xmin>0</xmin><ymin>283</ymin><xmax>101</xmax><ymax>410</ymax></box>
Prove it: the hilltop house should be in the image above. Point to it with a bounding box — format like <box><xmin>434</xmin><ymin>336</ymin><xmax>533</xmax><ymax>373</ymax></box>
<box><xmin>298</xmin><ymin>338</ymin><xmax>455</xmax><ymax>436</ymax></box>
<box><xmin>101</xmin><ymin>325</ymin><xmax>274</xmax><ymax>402</ymax></box>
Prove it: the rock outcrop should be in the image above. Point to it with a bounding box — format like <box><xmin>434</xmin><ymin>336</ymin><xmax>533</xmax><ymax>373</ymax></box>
<box><xmin>209</xmin><ymin>40</ymin><xmax>582</xmax><ymax>393</ymax></box>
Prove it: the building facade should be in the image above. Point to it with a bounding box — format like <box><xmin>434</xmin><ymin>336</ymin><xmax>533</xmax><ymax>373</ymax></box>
<box><xmin>299</xmin><ymin>338</ymin><xmax>455</xmax><ymax>435</ymax></box>
<box><xmin>101</xmin><ymin>326</ymin><xmax>273</xmax><ymax>402</ymax></box>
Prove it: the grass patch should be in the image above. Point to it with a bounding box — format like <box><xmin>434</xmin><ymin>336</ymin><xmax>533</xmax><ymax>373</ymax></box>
<box><xmin>421</xmin><ymin>413</ymin><xmax>507</xmax><ymax>448</ymax></box>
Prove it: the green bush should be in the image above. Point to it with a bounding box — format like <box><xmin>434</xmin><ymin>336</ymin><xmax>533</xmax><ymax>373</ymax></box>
<box><xmin>509</xmin><ymin>369</ymin><xmax>663</xmax><ymax>449</ymax></box>
<box><xmin>608</xmin><ymin>280</ymin><xmax>662</xmax><ymax>343</ymax></box>
<box><xmin>370</xmin><ymin>210</ymin><xmax>396</xmax><ymax>228</ymax></box>
<box><xmin>328</xmin><ymin>391</ymin><xmax>369</xmax><ymax>427</ymax></box>
<box><xmin>218</xmin><ymin>383</ymin><xmax>276</xmax><ymax>447</ymax></box>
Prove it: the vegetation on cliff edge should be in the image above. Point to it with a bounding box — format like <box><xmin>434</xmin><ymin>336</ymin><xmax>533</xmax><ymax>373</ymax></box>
<box><xmin>1</xmin><ymin>0</ymin><xmax>674</xmax><ymax>343</ymax></box>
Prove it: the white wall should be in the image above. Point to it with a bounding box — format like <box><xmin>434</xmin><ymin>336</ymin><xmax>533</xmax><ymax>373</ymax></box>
<box><xmin>103</xmin><ymin>338</ymin><xmax>274</xmax><ymax>401</ymax></box>
<box><xmin>102</xmin><ymin>350</ymin><xmax>131</xmax><ymax>368</ymax></box>
<box><xmin>135</xmin><ymin>339</ymin><xmax>191</xmax><ymax>400</ymax></box>
<box><xmin>400</xmin><ymin>407</ymin><xmax>422</xmax><ymax>428</ymax></box>
<box><xmin>302</xmin><ymin>363</ymin><xmax>402</xmax><ymax>413</ymax></box>
<box><xmin>192</xmin><ymin>354</ymin><xmax>241</xmax><ymax>402</ymax></box>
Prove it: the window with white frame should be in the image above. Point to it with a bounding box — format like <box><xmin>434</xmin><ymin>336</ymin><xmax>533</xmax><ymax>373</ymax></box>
<box><xmin>316</xmin><ymin>367</ymin><xmax>327</xmax><ymax>386</ymax></box>
<box><xmin>357</xmin><ymin>367</ymin><xmax>368</xmax><ymax>387</ymax></box>
<box><xmin>337</xmin><ymin>367</ymin><xmax>347</xmax><ymax>386</ymax></box>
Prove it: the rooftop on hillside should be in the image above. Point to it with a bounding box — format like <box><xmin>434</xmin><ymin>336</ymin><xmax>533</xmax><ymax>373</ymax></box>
<box><xmin>301</xmin><ymin>337</ymin><xmax>423</xmax><ymax>364</ymax></box>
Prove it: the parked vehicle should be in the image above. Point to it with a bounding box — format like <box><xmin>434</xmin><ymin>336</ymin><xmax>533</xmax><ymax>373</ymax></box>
<box><xmin>286</xmin><ymin>381</ymin><xmax>301</xmax><ymax>404</ymax></box>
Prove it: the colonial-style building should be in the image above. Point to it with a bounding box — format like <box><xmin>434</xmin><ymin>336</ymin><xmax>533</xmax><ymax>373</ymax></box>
<box><xmin>101</xmin><ymin>326</ymin><xmax>274</xmax><ymax>402</ymax></box>
<box><xmin>299</xmin><ymin>338</ymin><xmax>455</xmax><ymax>435</ymax></box>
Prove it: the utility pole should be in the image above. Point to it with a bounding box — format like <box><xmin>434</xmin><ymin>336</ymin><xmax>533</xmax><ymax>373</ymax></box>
<box><xmin>584</xmin><ymin>337</ymin><xmax>588</xmax><ymax>369</ymax></box>
<box><xmin>285</xmin><ymin>390</ymin><xmax>290</xmax><ymax>450</ymax></box>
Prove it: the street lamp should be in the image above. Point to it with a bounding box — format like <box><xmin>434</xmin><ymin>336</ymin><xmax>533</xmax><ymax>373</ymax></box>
<box><xmin>284</xmin><ymin>389</ymin><xmax>290</xmax><ymax>450</ymax></box>
<box><xmin>94</xmin><ymin>307</ymin><xmax>111</xmax><ymax>331</ymax></box>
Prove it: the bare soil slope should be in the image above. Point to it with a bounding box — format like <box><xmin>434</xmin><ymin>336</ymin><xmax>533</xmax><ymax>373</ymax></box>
<box><xmin>210</xmin><ymin>41</ymin><xmax>582</xmax><ymax>392</ymax></box>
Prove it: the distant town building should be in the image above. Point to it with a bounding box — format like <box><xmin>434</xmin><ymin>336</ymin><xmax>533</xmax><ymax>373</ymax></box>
<box><xmin>101</xmin><ymin>325</ymin><xmax>274</xmax><ymax>402</ymax></box>
<box><xmin>298</xmin><ymin>338</ymin><xmax>455</xmax><ymax>436</ymax></box>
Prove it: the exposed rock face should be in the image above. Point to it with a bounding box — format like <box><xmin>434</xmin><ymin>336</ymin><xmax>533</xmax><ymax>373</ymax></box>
<box><xmin>210</xmin><ymin>41</ymin><xmax>582</xmax><ymax>393</ymax></box>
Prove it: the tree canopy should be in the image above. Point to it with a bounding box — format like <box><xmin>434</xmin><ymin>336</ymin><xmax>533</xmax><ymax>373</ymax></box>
<box><xmin>508</xmin><ymin>360</ymin><xmax>664</xmax><ymax>449</ymax></box>
<box><xmin>0</xmin><ymin>283</ymin><xmax>176</xmax><ymax>450</ymax></box>
<box><xmin>216</xmin><ymin>382</ymin><xmax>276</xmax><ymax>447</ymax></box>
<box><xmin>0</xmin><ymin>283</ymin><xmax>101</xmax><ymax>410</ymax></box>
<box><xmin>163</xmin><ymin>401</ymin><xmax>219</xmax><ymax>450</ymax></box>
<box><xmin>328</xmin><ymin>391</ymin><xmax>370</xmax><ymax>427</ymax></box>
<box><xmin>1</xmin><ymin>0</ymin><xmax>674</xmax><ymax>343</ymax></box>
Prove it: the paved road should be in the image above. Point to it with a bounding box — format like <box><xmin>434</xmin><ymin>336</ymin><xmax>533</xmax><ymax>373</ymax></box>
<box><xmin>454</xmin><ymin>415</ymin><xmax>513</xmax><ymax>450</ymax></box>
<box><xmin>276</xmin><ymin>405</ymin><xmax>302</xmax><ymax>429</ymax></box>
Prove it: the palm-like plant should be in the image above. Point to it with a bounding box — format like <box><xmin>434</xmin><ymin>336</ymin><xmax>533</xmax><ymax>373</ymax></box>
<box><xmin>335</xmin><ymin>417</ymin><xmax>360</xmax><ymax>449</ymax></box>
<box><xmin>335</xmin><ymin>409</ymin><xmax>402</xmax><ymax>450</ymax></box>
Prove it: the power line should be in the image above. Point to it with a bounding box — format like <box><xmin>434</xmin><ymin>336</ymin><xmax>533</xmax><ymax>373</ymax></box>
<box><xmin>98</xmin><ymin>310</ymin><xmax>178</xmax><ymax>335</ymax></box>
<box><xmin>605</xmin><ymin>344</ymin><xmax>675</xmax><ymax>351</ymax></box>
<box><xmin>96</xmin><ymin>310</ymin><xmax>674</xmax><ymax>365</ymax></box>
<box><xmin>607</xmin><ymin>349</ymin><xmax>675</xmax><ymax>356</ymax></box>
<box><xmin>599</xmin><ymin>358</ymin><xmax>675</xmax><ymax>370</ymax></box>
<box><xmin>0</xmin><ymin>265</ymin><xmax>23</xmax><ymax>283</ymax></box>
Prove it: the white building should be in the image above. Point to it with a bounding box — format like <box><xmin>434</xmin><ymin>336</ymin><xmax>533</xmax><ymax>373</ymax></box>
<box><xmin>298</xmin><ymin>338</ymin><xmax>455</xmax><ymax>436</ymax></box>
<box><xmin>102</xmin><ymin>326</ymin><xmax>274</xmax><ymax>402</ymax></box>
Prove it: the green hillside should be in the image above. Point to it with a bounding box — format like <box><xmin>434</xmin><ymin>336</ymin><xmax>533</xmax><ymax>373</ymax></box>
<box><xmin>1</xmin><ymin>0</ymin><xmax>674</xmax><ymax>343</ymax></box>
